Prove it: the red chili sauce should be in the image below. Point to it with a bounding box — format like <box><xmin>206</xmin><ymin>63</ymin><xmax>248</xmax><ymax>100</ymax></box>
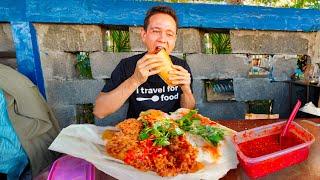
<box><xmin>238</xmin><ymin>131</ymin><xmax>305</xmax><ymax>158</ymax></box>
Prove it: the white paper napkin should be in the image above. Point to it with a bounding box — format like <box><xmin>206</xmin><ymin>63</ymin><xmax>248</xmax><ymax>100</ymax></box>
<box><xmin>49</xmin><ymin>124</ymin><xmax>238</xmax><ymax>180</ymax></box>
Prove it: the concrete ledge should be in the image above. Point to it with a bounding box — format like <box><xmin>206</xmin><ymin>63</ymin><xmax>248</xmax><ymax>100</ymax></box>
<box><xmin>46</xmin><ymin>79</ymin><xmax>105</xmax><ymax>105</ymax></box>
<box><xmin>230</xmin><ymin>30</ymin><xmax>315</xmax><ymax>55</ymax></box>
<box><xmin>34</xmin><ymin>23</ymin><xmax>103</xmax><ymax>51</ymax></box>
<box><xmin>187</xmin><ymin>54</ymin><xmax>250</xmax><ymax>79</ymax></box>
<box><xmin>90</xmin><ymin>52</ymin><xmax>139</xmax><ymax>79</ymax></box>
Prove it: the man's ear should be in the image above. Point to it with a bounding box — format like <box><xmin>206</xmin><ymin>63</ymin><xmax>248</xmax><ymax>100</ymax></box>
<box><xmin>140</xmin><ymin>28</ymin><xmax>146</xmax><ymax>44</ymax></box>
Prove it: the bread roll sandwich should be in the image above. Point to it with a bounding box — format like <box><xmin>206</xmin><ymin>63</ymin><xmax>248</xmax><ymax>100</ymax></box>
<box><xmin>157</xmin><ymin>48</ymin><xmax>174</xmax><ymax>86</ymax></box>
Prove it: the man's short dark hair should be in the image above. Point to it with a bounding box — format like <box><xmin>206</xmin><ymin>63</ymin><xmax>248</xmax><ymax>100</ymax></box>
<box><xmin>143</xmin><ymin>5</ymin><xmax>178</xmax><ymax>31</ymax></box>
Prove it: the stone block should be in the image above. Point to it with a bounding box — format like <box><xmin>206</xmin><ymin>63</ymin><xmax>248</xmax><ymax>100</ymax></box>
<box><xmin>0</xmin><ymin>23</ymin><xmax>14</xmax><ymax>52</ymax></box>
<box><xmin>234</xmin><ymin>78</ymin><xmax>272</xmax><ymax>100</ymax></box>
<box><xmin>197</xmin><ymin>101</ymin><xmax>247</xmax><ymax>120</ymax></box>
<box><xmin>192</xmin><ymin>79</ymin><xmax>206</xmax><ymax>103</ymax></box>
<box><xmin>271</xmin><ymin>55</ymin><xmax>297</xmax><ymax>81</ymax></box>
<box><xmin>233</xmin><ymin>78</ymin><xmax>290</xmax><ymax>118</ymax></box>
<box><xmin>173</xmin><ymin>29</ymin><xmax>183</xmax><ymax>53</ymax></box>
<box><xmin>40</xmin><ymin>50</ymin><xmax>77</xmax><ymax>81</ymax></box>
<box><xmin>34</xmin><ymin>23</ymin><xmax>103</xmax><ymax>51</ymax></box>
<box><xmin>129</xmin><ymin>27</ymin><xmax>145</xmax><ymax>52</ymax></box>
<box><xmin>230</xmin><ymin>30</ymin><xmax>255</xmax><ymax>54</ymax></box>
<box><xmin>230</xmin><ymin>30</ymin><xmax>314</xmax><ymax>55</ymax></box>
<box><xmin>233</xmin><ymin>78</ymin><xmax>289</xmax><ymax>101</ymax></box>
<box><xmin>90</xmin><ymin>52</ymin><xmax>139</xmax><ymax>79</ymax></box>
<box><xmin>46</xmin><ymin>79</ymin><xmax>105</xmax><ymax>105</ymax></box>
<box><xmin>180</xmin><ymin>28</ymin><xmax>202</xmax><ymax>54</ymax></box>
<box><xmin>173</xmin><ymin>28</ymin><xmax>202</xmax><ymax>53</ymax></box>
<box><xmin>51</xmin><ymin>104</ymin><xmax>76</xmax><ymax>128</ymax></box>
<box><xmin>186</xmin><ymin>54</ymin><xmax>250</xmax><ymax>79</ymax></box>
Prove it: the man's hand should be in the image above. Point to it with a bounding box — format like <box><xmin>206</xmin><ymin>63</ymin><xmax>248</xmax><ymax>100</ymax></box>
<box><xmin>168</xmin><ymin>65</ymin><xmax>192</xmax><ymax>93</ymax></box>
<box><xmin>130</xmin><ymin>54</ymin><xmax>164</xmax><ymax>85</ymax></box>
<box><xmin>169</xmin><ymin>64</ymin><xmax>195</xmax><ymax>109</ymax></box>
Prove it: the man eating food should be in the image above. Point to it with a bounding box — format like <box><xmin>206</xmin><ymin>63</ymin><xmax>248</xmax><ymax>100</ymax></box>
<box><xmin>93</xmin><ymin>5</ymin><xmax>195</xmax><ymax>119</ymax></box>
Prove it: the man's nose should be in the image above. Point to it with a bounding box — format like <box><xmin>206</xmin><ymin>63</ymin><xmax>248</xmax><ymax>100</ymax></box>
<box><xmin>158</xmin><ymin>32</ymin><xmax>168</xmax><ymax>42</ymax></box>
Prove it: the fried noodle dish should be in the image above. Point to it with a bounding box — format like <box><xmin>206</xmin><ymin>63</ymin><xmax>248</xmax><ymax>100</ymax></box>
<box><xmin>102</xmin><ymin>108</ymin><xmax>229</xmax><ymax>177</ymax></box>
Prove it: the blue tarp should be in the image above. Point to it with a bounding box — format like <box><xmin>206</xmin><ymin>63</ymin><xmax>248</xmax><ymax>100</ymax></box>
<box><xmin>0</xmin><ymin>89</ymin><xmax>28</xmax><ymax>180</ymax></box>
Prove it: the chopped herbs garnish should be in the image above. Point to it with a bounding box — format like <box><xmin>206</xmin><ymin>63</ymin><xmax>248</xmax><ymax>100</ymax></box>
<box><xmin>139</xmin><ymin>110</ymin><xmax>224</xmax><ymax>147</ymax></box>
<box><xmin>139</xmin><ymin>119</ymin><xmax>184</xmax><ymax>146</ymax></box>
<box><xmin>175</xmin><ymin>110</ymin><xmax>225</xmax><ymax>146</ymax></box>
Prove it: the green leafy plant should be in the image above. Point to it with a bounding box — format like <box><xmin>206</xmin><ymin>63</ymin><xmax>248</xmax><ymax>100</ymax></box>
<box><xmin>110</xmin><ymin>30</ymin><xmax>131</xmax><ymax>52</ymax></box>
<box><xmin>208</xmin><ymin>33</ymin><xmax>232</xmax><ymax>54</ymax></box>
<box><xmin>248</xmin><ymin>100</ymin><xmax>273</xmax><ymax>114</ymax></box>
<box><xmin>75</xmin><ymin>52</ymin><xmax>93</xmax><ymax>79</ymax></box>
<box><xmin>291</xmin><ymin>0</ymin><xmax>319</xmax><ymax>9</ymax></box>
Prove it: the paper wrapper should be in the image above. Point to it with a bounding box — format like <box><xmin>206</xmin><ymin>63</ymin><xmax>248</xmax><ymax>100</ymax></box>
<box><xmin>299</xmin><ymin>102</ymin><xmax>320</xmax><ymax>116</ymax></box>
<box><xmin>49</xmin><ymin>124</ymin><xmax>239</xmax><ymax>180</ymax></box>
<box><xmin>157</xmin><ymin>49</ymin><xmax>174</xmax><ymax>86</ymax></box>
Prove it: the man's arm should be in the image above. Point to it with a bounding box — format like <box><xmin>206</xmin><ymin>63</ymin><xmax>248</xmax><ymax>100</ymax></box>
<box><xmin>93</xmin><ymin>77</ymin><xmax>139</xmax><ymax>119</ymax></box>
<box><xmin>180</xmin><ymin>86</ymin><xmax>196</xmax><ymax>109</ymax></box>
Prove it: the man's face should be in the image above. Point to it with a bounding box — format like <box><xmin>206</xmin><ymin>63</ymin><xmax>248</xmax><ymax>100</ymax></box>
<box><xmin>141</xmin><ymin>13</ymin><xmax>177</xmax><ymax>54</ymax></box>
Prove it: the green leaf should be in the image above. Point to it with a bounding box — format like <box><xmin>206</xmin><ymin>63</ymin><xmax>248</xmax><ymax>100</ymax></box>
<box><xmin>75</xmin><ymin>52</ymin><xmax>93</xmax><ymax>79</ymax></box>
<box><xmin>139</xmin><ymin>127</ymin><xmax>152</xmax><ymax>140</ymax></box>
<box><xmin>110</xmin><ymin>30</ymin><xmax>131</xmax><ymax>52</ymax></box>
<box><xmin>172</xmin><ymin>127</ymin><xmax>184</xmax><ymax>136</ymax></box>
<box><xmin>139</xmin><ymin>132</ymin><xmax>149</xmax><ymax>140</ymax></box>
<box><xmin>154</xmin><ymin>136</ymin><xmax>170</xmax><ymax>146</ymax></box>
<box><xmin>207</xmin><ymin>132</ymin><xmax>224</xmax><ymax>146</ymax></box>
<box><xmin>141</xmin><ymin>119</ymin><xmax>148</xmax><ymax>127</ymax></box>
<box><xmin>152</xmin><ymin>128</ymin><xmax>163</xmax><ymax>138</ymax></box>
<box><xmin>175</xmin><ymin>110</ymin><xmax>225</xmax><ymax>146</ymax></box>
<box><xmin>209</xmin><ymin>33</ymin><xmax>232</xmax><ymax>54</ymax></box>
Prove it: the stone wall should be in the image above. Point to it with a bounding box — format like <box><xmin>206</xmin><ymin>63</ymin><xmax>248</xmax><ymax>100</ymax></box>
<box><xmin>1</xmin><ymin>22</ymin><xmax>319</xmax><ymax>127</ymax></box>
<box><xmin>33</xmin><ymin>24</ymin><xmax>105</xmax><ymax>126</ymax></box>
<box><xmin>0</xmin><ymin>23</ymin><xmax>17</xmax><ymax>69</ymax></box>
